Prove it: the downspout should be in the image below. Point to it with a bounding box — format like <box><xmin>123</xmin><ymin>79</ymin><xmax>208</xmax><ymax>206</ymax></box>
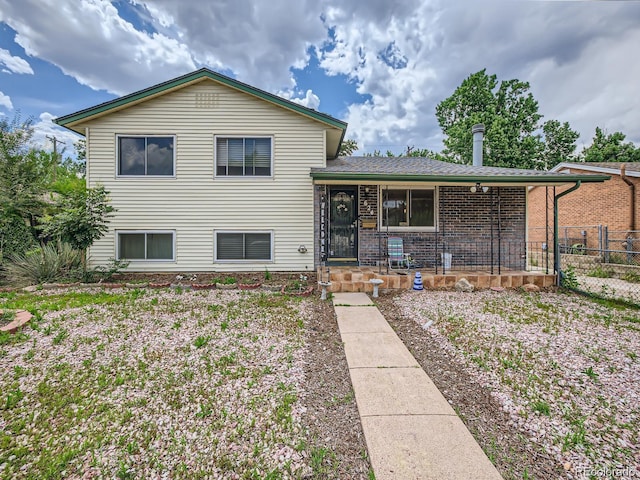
<box><xmin>620</xmin><ymin>164</ymin><xmax>636</xmax><ymax>231</ymax></box>
<box><xmin>554</xmin><ymin>181</ymin><xmax>581</xmax><ymax>286</ymax></box>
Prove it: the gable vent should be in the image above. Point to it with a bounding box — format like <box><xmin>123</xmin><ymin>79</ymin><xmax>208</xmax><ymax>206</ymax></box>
<box><xmin>195</xmin><ymin>92</ymin><xmax>219</xmax><ymax>108</ymax></box>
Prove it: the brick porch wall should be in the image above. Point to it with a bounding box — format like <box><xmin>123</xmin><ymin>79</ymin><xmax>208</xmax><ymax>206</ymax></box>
<box><xmin>315</xmin><ymin>185</ymin><xmax>527</xmax><ymax>270</ymax></box>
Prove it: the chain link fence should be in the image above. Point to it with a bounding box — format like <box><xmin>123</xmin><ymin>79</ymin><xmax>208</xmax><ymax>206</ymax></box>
<box><xmin>554</xmin><ymin>226</ymin><xmax>640</xmax><ymax>305</ymax></box>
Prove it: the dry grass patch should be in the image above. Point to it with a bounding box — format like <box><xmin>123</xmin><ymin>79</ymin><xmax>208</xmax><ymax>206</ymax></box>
<box><xmin>0</xmin><ymin>288</ymin><xmax>364</xmax><ymax>479</ymax></box>
<box><xmin>383</xmin><ymin>289</ymin><xmax>640</xmax><ymax>478</ymax></box>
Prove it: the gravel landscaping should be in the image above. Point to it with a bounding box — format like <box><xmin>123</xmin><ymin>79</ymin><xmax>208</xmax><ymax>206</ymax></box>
<box><xmin>376</xmin><ymin>289</ymin><xmax>640</xmax><ymax>480</ymax></box>
<box><xmin>0</xmin><ymin>288</ymin><xmax>370</xmax><ymax>479</ymax></box>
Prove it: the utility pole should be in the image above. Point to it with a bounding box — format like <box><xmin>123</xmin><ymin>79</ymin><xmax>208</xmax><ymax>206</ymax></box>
<box><xmin>46</xmin><ymin>135</ymin><xmax>65</xmax><ymax>182</ymax></box>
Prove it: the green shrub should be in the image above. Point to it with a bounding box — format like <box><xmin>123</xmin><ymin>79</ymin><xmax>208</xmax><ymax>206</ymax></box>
<box><xmin>83</xmin><ymin>258</ymin><xmax>130</xmax><ymax>283</ymax></box>
<box><xmin>0</xmin><ymin>214</ymin><xmax>36</xmax><ymax>264</ymax></box>
<box><xmin>4</xmin><ymin>242</ymin><xmax>83</xmax><ymax>285</ymax></box>
<box><xmin>622</xmin><ymin>271</ymin><xmax>640</xmax><ymax>283</ymax></box>
<box><xmin>561</xmin><ymin>265</ymin><xmax>579</xmax><ymax>290</ymax></box>
<box><xmin>588</xmin><ymin>266</ymin><xmax>614</xmax><ymax>278</ymax></box>
<box><xmin>218</xmin><ymin>276</ymin><xmax>237</xmax><ymax>285</ymax></box>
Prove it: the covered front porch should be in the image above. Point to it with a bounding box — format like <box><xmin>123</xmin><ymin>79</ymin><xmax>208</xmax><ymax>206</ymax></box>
<box><xmin>311</xmin><ymin>156</ymin><xmax>609</xmax><ymax>284</ymax></box>
<box><xmin>317</xmin><ymin>266</ymin><xmax>556</xmax><ymax>293</ymax></box>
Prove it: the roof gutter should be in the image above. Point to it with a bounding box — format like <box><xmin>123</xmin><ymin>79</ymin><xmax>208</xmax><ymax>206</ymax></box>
<box><xmin>621</xmin><ymin>164</ymin><xmax>636</xmax><ymax>231</ymax></box>
<box><xmin>554</xmin><ymin>181</ymin><xmax>581</xmax><ymax>286</ymax></box>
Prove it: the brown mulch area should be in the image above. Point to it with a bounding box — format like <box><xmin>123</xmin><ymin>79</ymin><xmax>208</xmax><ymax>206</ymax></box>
<box><xmin>301</xmin><ymin>298</ymin><xmax>371</xmax><ymax>478</ymax></box>
<box><xmin>375</xmin><ymin>291</ymin><xmax>565</xmax><ymax>480</ymax></box>
<box><xmin>112</xmin><ymin>271</ymin><xmax>317</xmax><ymax>286</ymax></box>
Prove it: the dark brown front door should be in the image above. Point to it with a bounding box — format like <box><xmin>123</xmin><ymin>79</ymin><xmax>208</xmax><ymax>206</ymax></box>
<box><xmin>329</xmin><ymin>187</ymin><xmax>357</xmax><ymax>260</ymax></box>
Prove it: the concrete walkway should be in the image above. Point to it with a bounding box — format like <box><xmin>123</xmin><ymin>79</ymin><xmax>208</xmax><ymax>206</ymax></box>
<box><xmin>332</xmin><ymin>292</ymin><xmax>503</xmax><ymax>480</ymax></box>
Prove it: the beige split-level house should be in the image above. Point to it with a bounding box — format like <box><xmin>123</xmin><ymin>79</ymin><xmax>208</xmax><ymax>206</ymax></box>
<box><xmin>55</xmin><ymin>68</ymin><xmax>608</xmax><ymax>274</ymax></box>
<box><xmin>55</xmin><ymin>68</ymin><xmax>346</xmax><ymax>273</ymax></box>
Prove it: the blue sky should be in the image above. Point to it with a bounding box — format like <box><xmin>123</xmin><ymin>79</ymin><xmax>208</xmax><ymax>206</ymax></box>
<box><xmin>1</xmin><ymin>0</ymin><xmax>639</xmax><ymax>159</ymax></box>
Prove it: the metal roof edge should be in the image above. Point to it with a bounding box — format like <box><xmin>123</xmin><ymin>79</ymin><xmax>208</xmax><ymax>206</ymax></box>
<box><xmin>551</xmin><ymin>162</ymin><xmax>640</xmax><ymax>177</ymax></box>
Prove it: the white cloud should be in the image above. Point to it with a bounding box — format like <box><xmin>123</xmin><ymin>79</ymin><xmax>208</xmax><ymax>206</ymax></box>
<box><xmin>318</xmin><ymin>0</ymin><xmax>640</xmax><ymax>152</ymax></box>
<box><xmin>134</xmin><ymin>0</ymin><xmax>328</xmax><ymax>92</ymax></box>
<box><xmin>31</xmin><ymin>112</ymin><xmax>82</xmax><ymax>154</ymax></box>
<box><xmin>277</xmin><ymin>89</ymin><xmax>321</xmax><ymax>110</ymax></box>
<box><xmin>0</xmin><ymin>91</ymin><xmax>13</xmax><ymax>110</ymax></box>
<box><xmin>0</xmin><ymin>0</ymin><xmax>196</xmax><ymax>95</ymax></box>
<box><xmin>0</xmin><ymin>47</ymin><xmax>33</xmax><ymax>74</ymax></box>
<box><xmin>2</xmin><ymin>0</ymin><xmax>640</xmax><ymax>154</ymax></box>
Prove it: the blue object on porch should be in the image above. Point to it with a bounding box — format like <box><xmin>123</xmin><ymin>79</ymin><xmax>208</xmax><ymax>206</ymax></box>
<box><xmin>413</xmin><ymin>272</ymin><xmax>424</xmax><ymax>290</ymax></box>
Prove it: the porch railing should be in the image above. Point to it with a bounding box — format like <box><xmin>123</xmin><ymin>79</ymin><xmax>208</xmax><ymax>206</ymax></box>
<box><xmin>390</xmin><ymin>240</ymin><xmax>550</xmax><ymax>274</ymax></box>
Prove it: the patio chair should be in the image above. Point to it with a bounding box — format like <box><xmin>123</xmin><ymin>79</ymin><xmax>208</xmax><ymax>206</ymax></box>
<box><xmin>387</xmin><ymin>236</ymin><xmax>414</xmax><ymax>272</ymax></box>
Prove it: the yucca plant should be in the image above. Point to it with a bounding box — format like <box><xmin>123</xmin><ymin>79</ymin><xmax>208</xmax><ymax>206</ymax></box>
<box><xmin>5</xmin><ymin>242</ymin><xmax>83</xmax><ymax>285</ymax></box>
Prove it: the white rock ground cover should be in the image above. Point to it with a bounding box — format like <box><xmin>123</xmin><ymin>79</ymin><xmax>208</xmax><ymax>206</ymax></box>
<box><xmin>392</xmin><ymin>289</ymin><xmax>640</xmax><ymax>478</ymax></box>
<box><xmin>0</xmin><ymin>288</ymin><xmax>331</xmax><ymax>479</ymax></box>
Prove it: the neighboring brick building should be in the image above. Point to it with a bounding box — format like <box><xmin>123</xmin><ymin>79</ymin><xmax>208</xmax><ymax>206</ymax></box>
<box><xmin>528</xmin><ymin>162</ymin><xmax>639</xmax><ymax>249</ymax></box>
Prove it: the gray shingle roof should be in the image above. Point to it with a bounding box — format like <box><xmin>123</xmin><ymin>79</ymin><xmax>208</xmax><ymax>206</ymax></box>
<box><xmin>310</xmin><ymin>156</ymin><xmax>610</xmax><ymax>184</ymax></box>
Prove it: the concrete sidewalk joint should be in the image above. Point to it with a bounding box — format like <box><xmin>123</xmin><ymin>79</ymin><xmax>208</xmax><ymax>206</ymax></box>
<box><xmin>332</xmin><ymin>293</ymin><xmax>503</xmax><ymax>480</ymax></box>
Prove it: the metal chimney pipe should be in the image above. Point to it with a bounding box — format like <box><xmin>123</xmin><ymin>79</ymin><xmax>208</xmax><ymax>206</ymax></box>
<box><xmin>472</xmin><ymin>123</ymin><xmax>485</xmax><ymax>167</ymax></box>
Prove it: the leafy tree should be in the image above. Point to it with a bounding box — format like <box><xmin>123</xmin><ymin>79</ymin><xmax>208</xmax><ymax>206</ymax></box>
<box><xmin>338</xmin><ymin>138</ymin><xmax>359</xmax><ymax>156</ymax></box>
<box><xmin>40</xmin><ymin>185</ymin><xmax>115</xmax><ymax>275</ymax></box>
<box><xmin>435</xmin><ymin>69</ymin><xmax>577</xmax><ymax>170</ymax></box>
<box><xmin>364</xmin><ymin>149</ymin><xmax>396</xmax><ymax>157</ymax></box>
<box><xmin>580</xmin><ymin>127</ymin><xmax>640</xmax><ymax>163</ymax></box>
<box><xmin>540</xmin><ymin>120</ymin><xmax>579</xmax><ymax>170</ymax></box>
<box><xmin>0</xmin><ymin>115</ymin><xmax>49</xmax><ymax>263</ymax></box>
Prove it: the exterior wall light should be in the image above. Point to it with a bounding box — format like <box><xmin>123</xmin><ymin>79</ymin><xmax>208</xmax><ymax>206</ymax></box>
<box><xmin>298</xmin><ymin>245</ymin><xmax>308</xmax><ymax>253</ymax></box>
<box><xmin>470</xmin><ymin>182</ymin><xmax>489</xmax><ymax>193</ymax></box>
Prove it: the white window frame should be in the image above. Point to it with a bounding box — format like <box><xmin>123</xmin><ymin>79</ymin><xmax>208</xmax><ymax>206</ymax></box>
<box><xmin>214</xmin><ymin>136</ymin><xmax>274</xmax><ymax>178</ymax></box>
<box><xmin>116</xmin><ymin>134</ymin><xmax>176</xmax><ymax>178</ymax></box>
<box><xmin>379</xmin><ymin>186</ymin><xmax>438</xmax><ymax>232</ymax></box>
<box><xmin>116</xmin><ymin>230</ymin><xmax>176</xmax><ymax>262</ymax></box>
<box><xmin>214</xmin><ymin>230</ymin><xmax>274</xmax><ymax>263</ymax></box>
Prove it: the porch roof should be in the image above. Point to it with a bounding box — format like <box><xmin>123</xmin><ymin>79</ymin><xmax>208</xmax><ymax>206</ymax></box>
<box><xmin>311</xmin><ymin>156</ymin><xmax>610</xmax><ymax>185</ymax></box>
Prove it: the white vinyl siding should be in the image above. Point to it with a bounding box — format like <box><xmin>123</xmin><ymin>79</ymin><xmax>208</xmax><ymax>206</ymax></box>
<box><xmin>117</xmin><ymin>231</ymin><xmax>175</xmax><ymax>261</ymax></box>
<box><xmin>215</xmin><ymin>231</ymin><xmax>273</xmax><ymax>262</ymax></box>
<box><xmin>82</xmin><ymin>80</ymin><xmax>335</xmax><ymax>272</ymax></box>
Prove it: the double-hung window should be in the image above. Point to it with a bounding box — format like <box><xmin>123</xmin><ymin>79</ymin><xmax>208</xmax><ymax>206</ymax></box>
<box><xmin>118</xmin><ymin>136</ymin><xmax>175</xmax><ymax>176</ymax></box>
<box><xmin>215</xmin><ymin>231</ymin><xmax>272</xmax><ymax>261</ymax></box>
<box><xmin>215</xmin><ymin>137</ymin><xmax>272</xmax><ymax>177</ymax></box>
<box><xmin>117</xmin><ymin>231</ymin><xmax>175</xmax><ymax>261</ymax></box>
<box><xmin>381</xmin><ymin>188</ymin><xmax>436</xmax><ymax>229</ymax></box>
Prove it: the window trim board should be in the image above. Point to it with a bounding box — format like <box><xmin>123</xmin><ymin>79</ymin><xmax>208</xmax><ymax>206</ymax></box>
<box><xmin>115</xmin><ymin>230</ymin><xmax>176</xmax><ymax>262</ymax></box>
<box><xmin>214</xmin><ymin>135</ymin><xmax>274</xmax><ymax>178</ymax></box>
<box><xmin>116</xmin><ymin>134</ymin><xmax>177</xmax><ymax>178</ymax></box>
<box><xmin>378</xmin><ymin>186</ymin><xmax>439</xmax><ymax>232</ymax></box>
<box><xmin>214</xmin><ymin>230</ymin><xmax>274</xmax><ymax>263</ymax></box>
